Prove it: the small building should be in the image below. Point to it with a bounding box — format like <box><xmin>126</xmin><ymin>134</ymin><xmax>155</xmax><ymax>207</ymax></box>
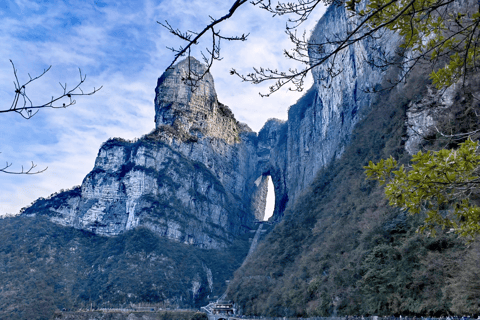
<box><xmin>212</xmin><ymin>301</ymin><xmax>235</xmax><ymax>316</ymax></box>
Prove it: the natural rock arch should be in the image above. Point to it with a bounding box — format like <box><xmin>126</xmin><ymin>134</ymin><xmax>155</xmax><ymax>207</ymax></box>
<box><xmin>248</xmin><ymin>119</ymin><xmax>290</xmax><ymax>222</ymax></box>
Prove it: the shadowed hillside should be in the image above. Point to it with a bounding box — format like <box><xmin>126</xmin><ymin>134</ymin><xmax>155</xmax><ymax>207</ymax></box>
<box><xmin>0</xmin><ymin>216</ymin><xmax>248</xmax><ymax>320</ymax></box>
<box><xmin>227</xmin><ymin>63</ymin><xmax>480</xmax><ymax>317</ymax></box>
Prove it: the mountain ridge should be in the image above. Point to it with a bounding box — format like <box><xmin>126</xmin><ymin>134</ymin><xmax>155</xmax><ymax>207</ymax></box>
<box><xmin>2</xmin><ymin>1</ymin><xmax>480</xmax><ymax>319</ymax></box>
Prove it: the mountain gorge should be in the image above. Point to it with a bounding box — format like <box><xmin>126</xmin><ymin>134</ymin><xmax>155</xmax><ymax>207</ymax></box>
<box><xmin>1</xmin><ymin>1</ymin><xmax>480</xmax><ymax>319</ymax></box>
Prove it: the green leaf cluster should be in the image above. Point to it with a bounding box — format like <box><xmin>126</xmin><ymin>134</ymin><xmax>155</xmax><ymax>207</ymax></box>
<box><xmin>365</xmin><ymin>138</ymin><xmax>480</xmax><ymax>239</ymax></box>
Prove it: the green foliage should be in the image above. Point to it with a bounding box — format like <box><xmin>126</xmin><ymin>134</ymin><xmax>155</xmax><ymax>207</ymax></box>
<box><xmin>228</xmin><ymin>62</ymin><xmax>479</xmax><ymax>317</ymax></box>
<box><xmin>0</xmin><ymin>216</ymin><xmax>250</xmax><ymax>320</ymax></box>
<box><xmin>445</xmin><ymin>241</ymin><xmax>480</xmax><ymax>314</ymax></box>
<box><xmin>357</xmin><ymin>0</ymin><xmax>480</xmax><ymax>242</ymax></box>
<box><xmin>365</xmin><ymin>138</ymin><xmax>480</xmax><ymax>239</ymax></box>
<box><xmin>346</xmin><ymin>0</ymin><xmax>480</xmax><ymax>89</ymax></box>
<box><xmin>358</xmin><ymin>229</ymin><xmax>462</xmax><ymax>316</ymax></box>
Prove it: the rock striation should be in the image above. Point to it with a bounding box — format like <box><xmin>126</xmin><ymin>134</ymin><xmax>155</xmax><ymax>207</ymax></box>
<box><xmin>154</xmin><ymin>58</ymin><xmax>240</xmax><ymax>144</ymax></box>
<box><xmin>254</xmin><ymin>3</ymin><xmax>401</xmax><ymax>211</ymax></box>
<box><xmin>404</xmin><ymin>80</ymin><xmax>480</xmax><ymax>154</ymax></box>
<box><xmin>23</xmin><ymin>4</ymin><xmax>403</xmax><ymax>242</ymax></box>
<box><xmin>23</xmin><ymin>57</ymin><xmax>269</xmax><ymax>250</ymax></box>
<box><xmin>10</xmin><ymin>0</ymin><xmax>479</xmax><ymax>316</ymax></box>
<box><xmin>17</xmin><ymin>4</ymin><xmax>410</xmax><ymax>311</ymax></box>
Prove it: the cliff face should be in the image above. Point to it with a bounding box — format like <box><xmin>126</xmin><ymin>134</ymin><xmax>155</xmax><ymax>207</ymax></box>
<box><xmin>19</xmin><ymin>0</ymin><xmax>405</xmax><ymax>284</ymax></box>
<box><xmin>22</xmin><ymin>8</ymin><xmax>399</xmax><ymax>241</ymax></box>
<box><xmin>23</xmin><ymin>58</ymin><xmax>263</xmax><ymax>250</ymax></box>
<box><xmin>154</xmin><ymin>58</ymin><xmax>240</xmax><ymax>144</ymax></box>
<box><xmin>16</xmin><ymin>32</ymin><xmax>400</xmax><ymax>310</ymax></box>
<box><xmin>11</xmin><ymin>1</ymin><xmax>478</xmax><ymax>316</ymax></box>
<box><xmin>286</xmin><ymin>4</ymin><xmax>399</xmax><ymax>204</ymax></box>
<box><xmin>255</xmin><ymin>4</ymin><xmax>400</xmax><ymax>212</ymax></box>
<box><xmin>226</xmin><ymin>2</ymin><xmax>480</xmax><ymax>318</ymax></box>
<box><xmin>13</xmin><ymin>57</ymin><xmax>266</xmax><ymax>313</ymax></box>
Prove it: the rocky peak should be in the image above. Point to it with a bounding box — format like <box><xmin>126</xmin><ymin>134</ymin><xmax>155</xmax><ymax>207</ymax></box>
<box><xmin>154</xmin><ymin>57</ymin><xmax>240</xmax><ymax>144</ymax></box>
<box><xmin>21</xmin><ymin>58</ymin><xmax>261</xmax><ymax>250</ymax></box>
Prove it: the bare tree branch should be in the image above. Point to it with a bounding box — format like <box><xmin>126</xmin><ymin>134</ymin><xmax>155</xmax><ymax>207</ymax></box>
<box><xmin>0</xmin><ymin>153</ymin><xmax>47</xmax><ymax>175</ymax></box>
<box><xmin>161</xmin><ymin>0</ymin><xmax>479</xmax><ymax>97</ymax></box>
<box><xmin>158</xmin><ymin>0</ymin><xmax>249</xmax><ymax>88</ymax></box>
<box><xmin>1</xmin><ymin>61</ymin><xmax>102</xmax><ymax>174</ymax></box>
<box><xmin>252</xmin><ymin>0</ymin><xmax>329</xmax><ymax>29</ymax></box>
<box><xmin>2</xmin><ymin>60</ymin><xmax>103</xmax><ymax>120</ymax></box>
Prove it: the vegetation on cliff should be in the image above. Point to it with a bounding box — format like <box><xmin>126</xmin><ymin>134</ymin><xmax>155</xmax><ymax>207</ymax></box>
<box><xmin>227</xmin><ymin>63</ymin><xmax>480</xmax><ymax>317</ymax></box>
<box><xmin>0</xmin><ymin>215</ymin><xmax>249</xmax><ymax>320</ymax></box>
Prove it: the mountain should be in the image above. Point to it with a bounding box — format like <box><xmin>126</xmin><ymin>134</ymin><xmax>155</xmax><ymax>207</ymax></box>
<box><xmin>1</xmin><ymin>57</ymin><xmax>262</xmax><ymax>319</ymax></box>
<box><xmin>21</xmin><ymin>58</ymin><xmax>261</xmax><ymax>248</ymax></box>
<box><xmin>225</xmin><ymin>3</ymin><xmax>480</xmax><ymax>317</ymax></box>
<box><xmin>2</xmin><ymin>1</ymin><xmax>480</xmax><ymax>319</ymax></box>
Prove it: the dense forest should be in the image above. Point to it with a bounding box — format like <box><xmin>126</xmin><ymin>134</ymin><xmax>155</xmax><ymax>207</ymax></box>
<box><xmin>0</xmin><ymin>215</ymin><xmax>248</xmax><ymax>319</ymax></box>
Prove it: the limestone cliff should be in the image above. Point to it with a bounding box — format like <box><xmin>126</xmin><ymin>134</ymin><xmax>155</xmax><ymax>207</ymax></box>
<box><xmin>20</xmin><ymin>4</ymin><xmax>405</xmax><ymax>253</ymax></box>
<box><xmin>16</xmin><ymin>57</ymin><xmax>269</xmax><ymax>312</ymax></box>
<box><xmin>154</xmin><ymin>58</ymin><xmax>240</xmax><ymax>144</ymax></box>
<box><xmin>16</xmin><ymin>5</ymin><xmax>408</xmax><ymax>312</ymax></box>
<box><xmin>22</xmin><ymin>57</ymin><xmax>264</xmax><ymax>250</ymax></box>
<box><xmin>21</xmin><ymin>13</ymin><xmax>401</xmax><ymax>243</ymax></box>
<box><xmin>405</xmin><ymin>79</ymin><xmax>480</xmax><ymax>154</ymax></box>
<box><xmin>6</xmin><ymin>0</ymin><xmax>479</xmax><ymax>316</ymax></box>
<box><xmin>226</xmin><ymin>2</ymin><xmax>480</xmax><ymax>317</ymax></box>
<box><xmin>255</xmin><ymin>4</ymin><xmax>401</xmax><ymax>213</ymax></box>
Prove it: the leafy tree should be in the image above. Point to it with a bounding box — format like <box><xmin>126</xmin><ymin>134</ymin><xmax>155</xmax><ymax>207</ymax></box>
<box><xmin>357</xmin><ymin>0</ymin><xmax>480</xmax><ymax>238</ymax></box>
<box><xmin>365</xmin><ymin>138</ymin><xmax>480</xmax><ymax>239</ymax></box>
<box><xmin>445</xmin><ymin>240</ymin><xmax>480</xmax><ymax>313</ymax></box>
<box><xmin>349</xmin><ymin>0</ymin><xmax>480</xmax><ymax>89</ymax></box>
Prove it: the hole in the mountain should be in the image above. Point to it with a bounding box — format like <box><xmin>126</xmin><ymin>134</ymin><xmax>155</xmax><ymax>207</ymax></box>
<box><xmin>264</xmin><ymin>175</ymin><xmax>275</xmax><ymax>221</ymax></box>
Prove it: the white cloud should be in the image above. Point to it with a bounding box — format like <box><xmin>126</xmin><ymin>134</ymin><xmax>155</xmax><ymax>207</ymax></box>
<box><xmin>13</xmin><ymin>0</ymin><xmax>41</xmax><ymax>11</ymax></box>
<box><xmin>0</xmin><ymin>0</ymin><xmax>326</xmax><ymax>215</ymax></box>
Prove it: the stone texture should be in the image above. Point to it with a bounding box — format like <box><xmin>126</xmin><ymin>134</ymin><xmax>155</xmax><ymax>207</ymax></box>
<box><xmin>23</xmin><ymin>57</ymin><xmax>261</xmax><ymax>250</ymax></box>
<box><xmin>13</xmin><ymin>1</ymin><xmax>480</xmax><ymax>314</ymax></box>
<box><xmin>154</xmin><ymin>57</ymin><xmax>240</xmax><ymax>144</ymax></box>
<box><xmin>23</xmin><ymin>6</ymin><xmax>405</xmax><ymax>242</ymax></box>
<box><xmin>253</xmin><ymin>4</ymin><xmax>402</xmax><ymax>211</ymax></box>
<box><xmin>405</xmin><ymin>85</ymin><xmax>458</xmax><ymax>154</ymax></box>
<box><xmin>19</xmin><ymin>6</ymin><xmax>412</xmax><ymax>308</ymax></box>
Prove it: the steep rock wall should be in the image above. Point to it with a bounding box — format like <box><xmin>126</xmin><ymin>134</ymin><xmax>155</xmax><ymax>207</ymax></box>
<box><xmin>10</xmin><ymin>0</ymin><xmax>480</xmax><ymax>316</ymax></box>
<box><xmin>22</xmin><ymin>58</ymin><xmax>262</xmax><ymax>250</ymax></box>
<box><xmin>256</xmin><ymin>4</ymin><xmax>400</xmax><ymax>213</ymax></box>
<box><xmin>23</xmin><ymin>4</ymin><xmax>403</xmax><ymax>241</ymax></box>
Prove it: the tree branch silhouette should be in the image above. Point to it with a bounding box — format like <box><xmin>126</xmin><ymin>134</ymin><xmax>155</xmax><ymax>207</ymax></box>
<box><xmin>1</xmin><ymin>60</ymin><xmax>102</xmax><ymax>174</ymax></box>
<box><xmin>161</xmin><ymin>0</ymin><xmax>480</xmax><ymax>96</ymax></box>
<box><xmin>2</xmin><ymin>60</ymin><xmax>102</xmax><ymax>120</ymax></box>
<box><xmin>0</xmin><ymin>155</ymin><xmax>47</xmax><ymax>175</ymax></box>
<box><xmin>158</xmin><ymin>0</ymin><xmax>249</xmax><ymax>88</ymax></box>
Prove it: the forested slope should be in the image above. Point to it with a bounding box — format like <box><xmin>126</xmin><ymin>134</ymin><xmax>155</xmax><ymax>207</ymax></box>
<box><xmin>227</xmin><ymin>65</ymin><xmax>480</xmax><ymax>317</ymax></box>
<box><xmin>0</xmin><ymin>215</ymin><xmax>249</xmax><ymax>320</ymax></box>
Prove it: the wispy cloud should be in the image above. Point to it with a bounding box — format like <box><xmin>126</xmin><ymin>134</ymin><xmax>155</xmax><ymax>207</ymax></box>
<box><xmin>0</xmin><ymin>0</ymin><xmax>326</xmax><ymax>215</ymax></box>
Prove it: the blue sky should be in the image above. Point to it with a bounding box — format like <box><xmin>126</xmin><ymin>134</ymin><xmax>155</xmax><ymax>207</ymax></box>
<box><xmin>0</xmin><ymin>0</ymin><xmax>325</xmax><ymax>216</ymax></box>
